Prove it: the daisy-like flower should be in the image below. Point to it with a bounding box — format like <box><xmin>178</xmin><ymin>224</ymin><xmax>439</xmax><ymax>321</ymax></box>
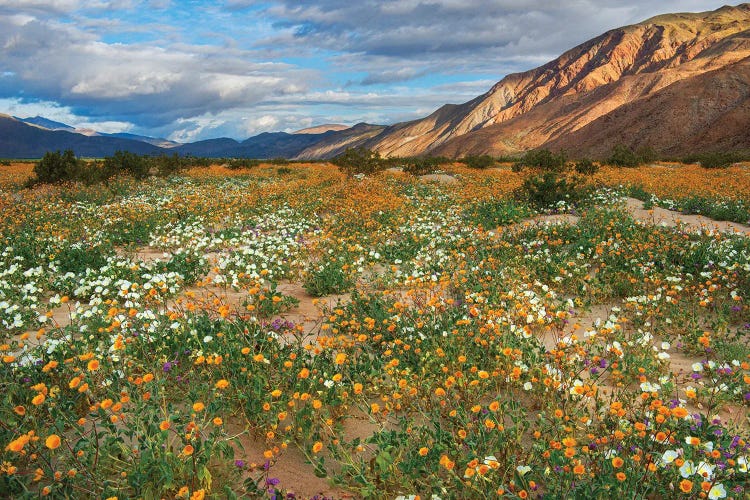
<box><xmin>708</xmin><ymin>483</ymin><xmax>726</xmax><ymax>499</ymax></box>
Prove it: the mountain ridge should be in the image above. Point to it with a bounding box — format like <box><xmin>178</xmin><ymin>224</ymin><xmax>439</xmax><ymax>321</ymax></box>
<box><xmin>3</xmin><ymin>4</ymin><xmax>750</xmax><ymax>160</ymax></box>
<box><xmin>297</xmin><ymin>2</ymin><xmax>750</xmax><ymax>159</ymax></box>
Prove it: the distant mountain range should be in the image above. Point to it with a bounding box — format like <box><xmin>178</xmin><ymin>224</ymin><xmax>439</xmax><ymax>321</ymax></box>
<box><xmin>0</xmin><ymin>113</ymin><xmax>358</xmax><ymax>159</ymax></box>
<box><xmin>3</xmin><ymin>3</ymin><xmax>749</xmax><ymax>160</ymax></box>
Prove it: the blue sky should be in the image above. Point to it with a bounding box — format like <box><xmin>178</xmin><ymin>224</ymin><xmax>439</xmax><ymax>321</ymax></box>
<box><xmin>0</xmin><ymin>0</ymin><xmax>734</xmax><ymax>142</ymax></box>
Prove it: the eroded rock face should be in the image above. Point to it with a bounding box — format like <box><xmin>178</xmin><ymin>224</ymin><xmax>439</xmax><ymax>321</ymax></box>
<box><xmin>296</xmin><ymin>4</ymin><xmax>750</xmax><ymax>160</ymax></box>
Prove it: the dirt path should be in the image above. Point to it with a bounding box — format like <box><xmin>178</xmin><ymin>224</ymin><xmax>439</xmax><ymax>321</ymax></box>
<box><xmin>419</xmin><ymin>173</ymin><xmax>458</xmax><ymax>184</ymax></box>
<box><xmin>624</xmin><ymin>197</ymin><xmax>750</xmax><ymax>234</ymax></box>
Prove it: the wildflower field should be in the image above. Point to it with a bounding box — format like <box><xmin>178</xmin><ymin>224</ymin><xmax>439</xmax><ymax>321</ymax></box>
<box><xmin>0</xmin><ymin>162</ymin><xmax>749</xmax><ymax>499</ymax></box>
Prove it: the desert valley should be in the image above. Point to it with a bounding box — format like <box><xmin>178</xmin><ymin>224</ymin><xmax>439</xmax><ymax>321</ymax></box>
<box><xmin>1</xmin><ymin>2</ymin><xmax>749</xmax><ymax>499</ymax></box>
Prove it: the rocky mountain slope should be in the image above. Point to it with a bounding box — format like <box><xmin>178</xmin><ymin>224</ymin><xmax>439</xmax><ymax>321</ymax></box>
<box><xmin>297</xmin><ymin>3</ymin><xmax>750</xmax><ymax>159</ymax></box>
<box><xmin>293</xmin><ymin>124</ymin><xmax>350</xmax><ymax>134</ymax></box>
<box><xmin>541</xmin><ymin>56</ymin><xmax>750</xmax><ymax>157</ymax></box>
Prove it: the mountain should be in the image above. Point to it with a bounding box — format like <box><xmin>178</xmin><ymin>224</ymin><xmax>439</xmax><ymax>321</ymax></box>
<box><xmin>294</xmin><ymin>123</ymin><xmax>387</xmax><ymax>159</ymax></box>
<box><xmin>298</xmin><ymin>3</ymin><xmax>750</xmax><ymax>159</ymax></box>
<box><xmin>16</xmin><ymin>116</ymin><xmax>75</xmax><ymax>131</ymax></box>
<box><xmin>173</xmin><ymin>138</ymin><xmax>241</xmax><ymax>157</ymax></box>
<box><xmin>231</xmin><ymin>131</ymin><xmax>339</xmax><ymax>158</ymax></box>
<box><xmin>103</xmin><ymin>133</ymin><xmax>180</xmax><ymax>149</ymax></box>
<box><xmin>0</xmin><ymin>114</ymin><xmax>363</xmax><ymax>159</ymax></box>
<box><xmin>541</xmin><ymin>56</ymin><xmax>750</xmax><ymax>157</ymax></box>
<box><xmin>0</xmin><ymin>115</ymin><xmax>163</xmax><ymax>158</ymax></box>
<box><xmin>10</xmin><ymin>116</ymin><xmax>180</xmax><ymax>150</ymax></box>
<box><xmin>293</xmin><ymin>124</ymin><xmax>350</xmax><ymax>134</ymax></box>
<box><xmin>172</xmin><ymin>131</ymin><xmax>337</xmax><ymax>158</ymax></box>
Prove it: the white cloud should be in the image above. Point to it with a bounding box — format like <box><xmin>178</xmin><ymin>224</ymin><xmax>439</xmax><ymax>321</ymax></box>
<box><xmin>0</xmin><ymin>12</ymin><xmax>311</xmax><ymax>129</ymax></box>
<box><xmin>243</xmin><ymin>114</ymin><xmax>279</xmax><ymax>134</ymax></box>
<box><xmin>76</xmin><ymin>120</ymin><xmax>132</xmax><ymax>133</ymax></box>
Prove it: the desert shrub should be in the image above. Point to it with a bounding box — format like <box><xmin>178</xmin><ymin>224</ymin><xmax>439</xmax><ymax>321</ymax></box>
<box><xmin>574</xmin><ymin>158</ymin><xmax>598</xmax><ymax>175</ymax></box>
<box><xmin>0</xmin><ymin>160</ymin><xmax>10</xmax><ymax>166</ymax></box>
<box><xmin>519</xmin><ymin>171</ymin><xmax>591</xmax><ymax>210</ymax></box>
<box><xmin>303</xmin><ymin>260</ymin><xmax>355</xmax><ymax>297</ymax></box>
<box><xmin>276</xmin><ymin>167</ymin><xmax>293</xmax><ymax>175</ymax></box>
<box><xmin>227</xmin><ymin>158</ymin><xmax>261</xmax><ymax>170</ymax></box>
<box><xmin>637</xmin><ymin>146</ymin><xmax>658</xmax><ymax>164</ymax></box>
<box><xmin>679</xmin><ymin>195</ymin><xmax>750</xmax><ymax>223</ymax></box>
<box><xmin>626</xmin><ymin>185</ymin><xmax>652</xmax><ymax>204</ymax></box>
<box><xmin>402</xmin><ymin>156</ymin><xmax>444</xmax><ymax>176</ymax></box>
<box><xmin>461</xmin><ymin>155</ymin><xmax>495</xmax><ymax>169</ymax></box>
<box><xmin>153</xmin><ymin>153</ymin><xmax>187</xmax><ymax>176</ymax></box>
<box><xmin>332</xmin><ymin>147</ymin><xmax>384</xmax><ymax>176</ymax></box>
<box><xmin>495</xmin><ymin>155</ymin><xmax>519</xmax><ymax>163</ymax></box>
<box><xmin>103</xmin><ymin>150</ymin><xmax>149</xmax><ymax>179</ymax></box>
<box><xmin>607</xmin><ymin>145</ymin><xmax>642</xmax><ymax>167</ymax></box>
<box><xmin>516</xmin><ymin>149</ymin><xmax>567</xmax><ymax>172</ymax></box>
<box><xmin>158</xmin><ymin>251</ymin><xmax>209</xmax><ymax>286</ymax></box>
<box><xmin>270</xmin><ymin>157</ymin><xmax>289</xmax><ymax>165</ymax></box>
<box><xmin>683</xmin><ymin>151</ymin><xmax>742</xmax><ymax>169</ymax></box>
<box><xmin>464</xmin><ymin>199</ymin><xmax>533</xmax><ymax>228</ymax></box>
<box><xmin>185</xmin><ymin>156</ymin><xmax>212</xmax><ymax>168</ymax></box>
<box><xmin>32</xmin><ymin>150</ymin><xmax>81</xmax><ymax>184</ymax></box>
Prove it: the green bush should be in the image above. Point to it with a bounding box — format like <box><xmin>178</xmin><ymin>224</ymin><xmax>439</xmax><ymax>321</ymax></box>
<box><xmin>32</xmin><ymin>150</ymin><xmax>82</xmax><ymax>184</ymax></box>
<box><xmin>519</xmin><ymin>171</ymin><xmax>590</xmax><ymax>210</ymax></box>
<box><xmin>103</xmin><ymin>150</ymin><xmax>149</xmax><ymax>179</ymax></box>
<box><xmin>607</xmin><ymin>145</ymin><xmax>642</xmax><ymax>167</ymax></box>
<box><xmin>574</xmin><ymin>158</ymin><xmax>598</xmax><ymax>175</ymax></box>
<box><xmin>465</xmin><ymin>199</ymin><xmax>533</xmax><ymax>228</ymax></box>
<box><xmin>680</xmin><ymin>195</ymin><xmax>750</xmax><ymax>222</ymax></box>
<box><xmin>303</xmin><ymin>261</ymin><xmax>355</xmax><ymax>297</ymax></box>
<box><xmin>332</xmin><ymin>147</ymin><xmax>384</xmax><ymax>176</ymax></box>
<box><xmin>227</xmin><ymin>158</ymin><xmax>261</xmax><ymax>170</ymax></box>
<box><xmin>402</xmin><ymin>156</ymin><xmax>445</xmax><ymax>176</ymax></box>
<box><xmin>637</xmin><ymin>146</ymin><xmax>658</xmax><ymax>164</ymax></box>
<box><xmin>516</xmin><ymin>149</ymin><xmax>567</xmax><ymax>172</ymax></box>
<box><xmin>683</xmin><ymin>151</ymin><xmax>744</xmax><ymax>169</ymax></box>
<box><xmin>153</xmin><ymin>153</ymin><xmax>187</xmax><ymax>176</ymax></box>
<box><xmin>54</xmin><ymin>244</ymin><xmax>110</xmax><ymax>275</ymax></box>
<box><xmin>184</xmin><ymin>156</ymin><xmax>212</xmax><ymax>168</ymax></box>
<box><xmin>461</xmin><ymin>155</ymin><xmax>495</xmax><ymax>169</ymax></box>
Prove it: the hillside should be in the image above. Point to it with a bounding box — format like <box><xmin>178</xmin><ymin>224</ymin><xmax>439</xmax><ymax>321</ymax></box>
<box><xmin>16</xmin><ymin>116</ymin><xmax>75</xmax><ymax>131</ymax></box>
<box><xmin>294</xmin><ymin>123</ymin><xmax>387</xmax><ymax>159</ymax></box>
<box><xmin>542</xmin><ymin>56</ymin><xmax>750</xmax><ymax>157</ymax></box>
<box><xmin>299</xmin><ymin>3</ymin><xmax>750</xmax><ymax>159</ymax></box>
<box><xmin>293</xmin><ymin>124</ymin><xmax>350</xmax><ymax>134</ymax></box>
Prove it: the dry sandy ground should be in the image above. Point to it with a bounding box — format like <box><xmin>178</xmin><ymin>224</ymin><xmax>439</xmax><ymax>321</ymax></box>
<box><xmin>419</xmin><ymin>173</ymin><xmax>458</xmax><ymax>184</ymax></box>
<box><xmin>625</xmin><ymin>197</ymin><xmax>750</xmax><ymax>234</ymax></box>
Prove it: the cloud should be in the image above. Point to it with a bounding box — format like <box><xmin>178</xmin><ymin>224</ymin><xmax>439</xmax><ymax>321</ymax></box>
<box><xmin>0</xmin><ymin>12</ymin><xmax>311</xmax><ymax>129</ymax></box>
<box><xmin>243</xmin><ymin>114</ymin><xmax>280</xmax><ymax>135</ymax></box>
<box><xmin>359</xmin><ymin>67</ymin><xmax>428</xmax><ymax>85</ymax></box>
<box><xmin>253</xmin><ymin>1</ymin><xmax>731</xmax><ymax>77</ymax></box>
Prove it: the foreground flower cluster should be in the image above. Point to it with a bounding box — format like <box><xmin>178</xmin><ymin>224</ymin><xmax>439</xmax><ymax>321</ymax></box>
<box><xmin>0</xmin><ymin>162</ymin><xmax>748</xmax><ymax>499</ymax></box>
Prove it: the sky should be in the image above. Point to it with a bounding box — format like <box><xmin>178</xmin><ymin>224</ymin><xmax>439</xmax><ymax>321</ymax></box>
<box><xmin>0</xmin><ymin>0</ymin><xmax>735</xmax><ymax>142</ymax></box>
